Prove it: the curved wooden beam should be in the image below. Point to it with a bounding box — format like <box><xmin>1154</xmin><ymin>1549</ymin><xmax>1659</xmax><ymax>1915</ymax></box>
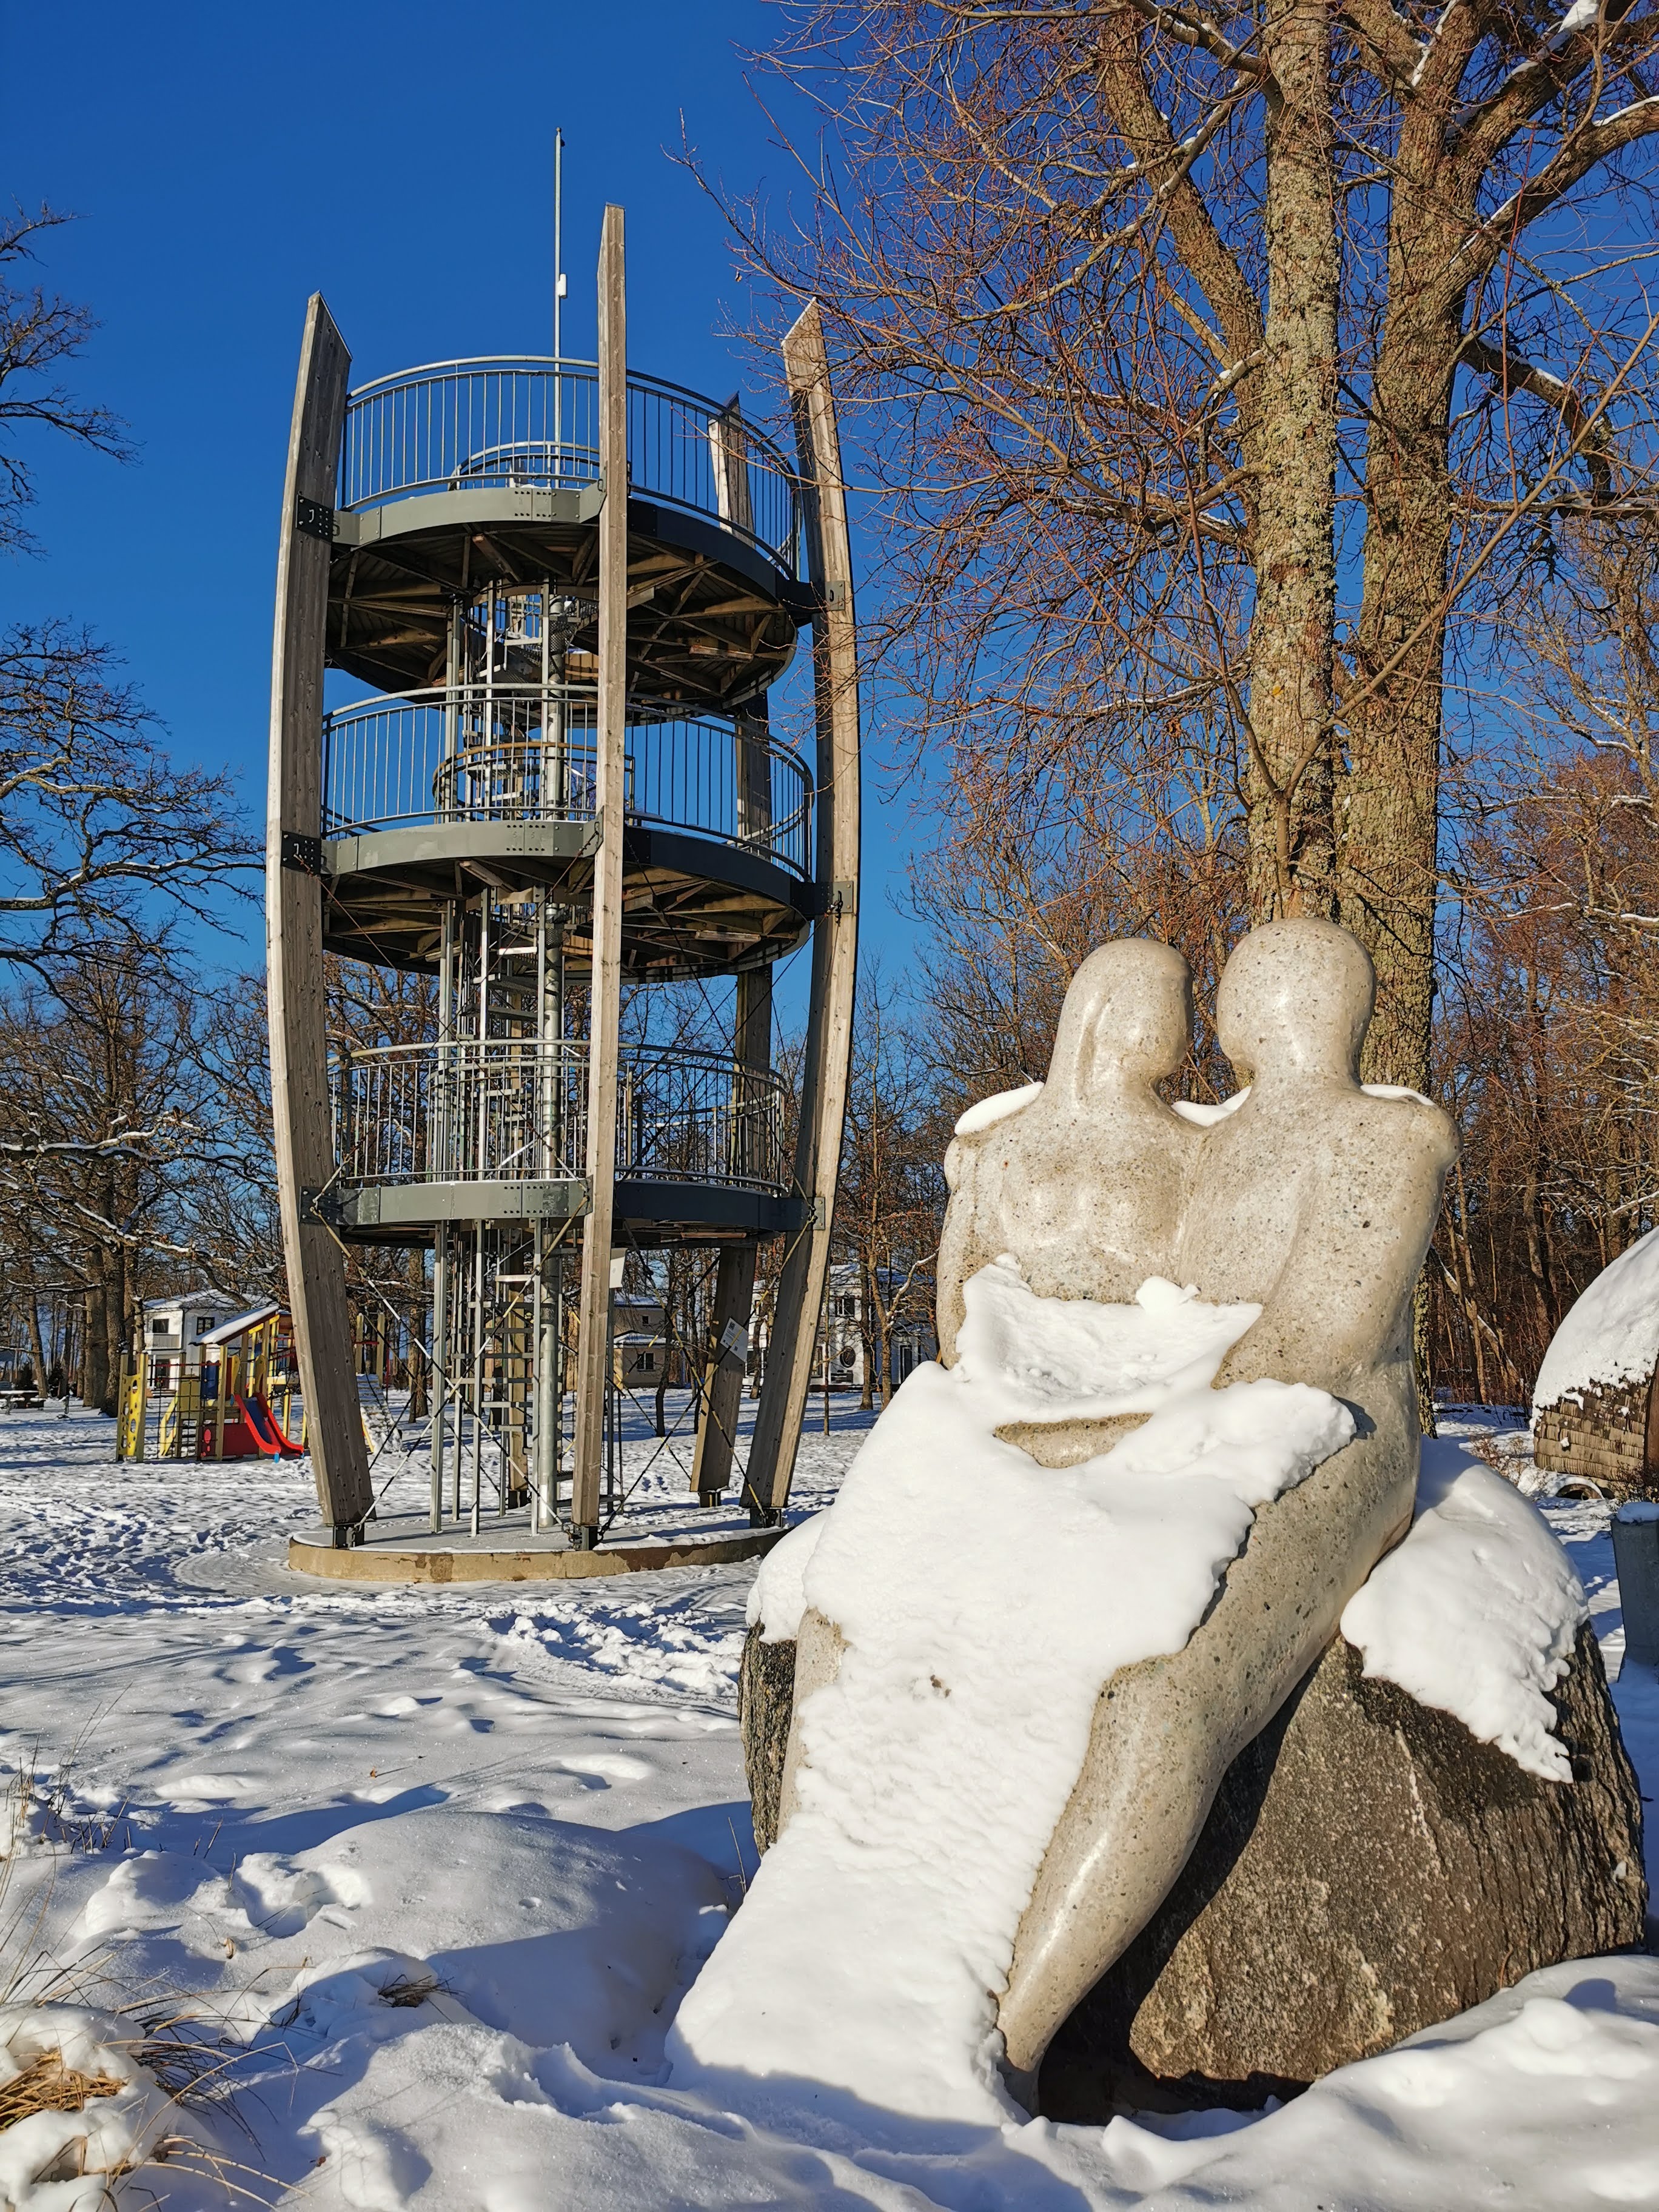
<box><xmin>747</xmin><ymin>301</ymin><xmax>862</xmax><ymax>1518</ymax></box>
<box><xmin>267</xmin><ymin>293</ymin><xmax>374</xmax><ymax>1537</ymax></box>
<box><xmin>570</xmin><ymin>206</ymin><xmax>629</xmax><ymax>1547</ymax></box>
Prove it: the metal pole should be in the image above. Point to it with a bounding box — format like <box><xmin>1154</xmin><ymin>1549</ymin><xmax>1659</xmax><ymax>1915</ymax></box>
<box><xmin>430</xmin><ymin>1233</ymin><xmax>449</xmax><ymax>1533</ymax></box>
<box><xmin>471</xmin><ymin>1225</ymin><xmax>485</xmax><ymax>1539</ymax></box>
<box><xmin>552</xmin><ymin>129</ymin><xmax>565</xmax><ymax>479</ymax></box>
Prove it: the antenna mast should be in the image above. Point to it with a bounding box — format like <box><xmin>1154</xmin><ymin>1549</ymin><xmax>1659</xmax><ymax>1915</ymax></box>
<box><xmin>552</xmin><ymin>129</ymin><xmax>566</xmax><ymax>360</ymax></box>
<box><xmin>553</xmin><ymin>129</ymin><xmax>566</xmax><ymax>478</ymax></box>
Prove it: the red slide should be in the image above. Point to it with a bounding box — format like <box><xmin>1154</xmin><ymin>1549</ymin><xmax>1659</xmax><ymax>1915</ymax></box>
<box><xmin>263</xmin><ymin>1398</ymin><xmax>303</xmax><ymax>1453</ymax></box>
<box><xmin>236</xmin><ymin>1395</ymin><xmax>304</xmax><ymax>1458</ymax></box>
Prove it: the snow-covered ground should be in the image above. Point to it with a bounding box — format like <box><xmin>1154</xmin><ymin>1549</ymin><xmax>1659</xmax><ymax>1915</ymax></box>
<box><xmin>0</xmin><ymin>1395</ymin><xmax>1654</xmax><ymax>2208</ymax></box>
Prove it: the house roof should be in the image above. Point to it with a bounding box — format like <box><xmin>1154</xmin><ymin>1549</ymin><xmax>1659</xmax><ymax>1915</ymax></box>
<box><xmin>1534</xmin><ymin>1227</ymin><xmax>1659</xmax><ymax>1412</ymax></box>
<box><xmin>200</xmin><ymin>1301</ymin><xmax>285</xmax><ymax>1348</ymax></box>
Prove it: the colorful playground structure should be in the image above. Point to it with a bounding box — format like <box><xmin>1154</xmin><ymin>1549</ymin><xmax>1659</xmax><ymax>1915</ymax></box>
<box><xmin>117</xmin><ymin>1302</ymin><xmax>307</xmax><ymax>1463</ymax></box>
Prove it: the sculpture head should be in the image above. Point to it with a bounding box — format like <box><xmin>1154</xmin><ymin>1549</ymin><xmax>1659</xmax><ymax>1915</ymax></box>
<box><xmin>1050</xmin><ymin>939</ymin><xmax>1192</xmax><ymax>1104</ymax></box>
<box><xmin>1216</xmin><ymin>919</ymin><xmax>1373</xmax><ymax>1087</ymax></box>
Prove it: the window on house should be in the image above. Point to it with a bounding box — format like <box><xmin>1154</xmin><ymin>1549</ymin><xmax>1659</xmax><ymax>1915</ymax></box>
<box><xmin>152</xmin><ymin>1319</ymin><xmax>167</xmax><ymax>1337</ymax></box>
<box><xmin>195</xmin><ymin>1316</ymin><xmax>211</xmax><ymax>1336</ymax></box>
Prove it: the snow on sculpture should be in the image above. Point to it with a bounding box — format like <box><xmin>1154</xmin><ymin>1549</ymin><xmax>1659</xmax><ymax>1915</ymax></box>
<box><xmin>671</xmin><ymin>919</ymin><xmax>1459</xmax><ymax>2124</ymax></box>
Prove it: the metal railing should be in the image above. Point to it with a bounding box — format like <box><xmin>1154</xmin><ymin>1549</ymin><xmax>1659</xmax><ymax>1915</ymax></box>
<box><xmin>340</xmin><ymin>357</ymin><xmax>798</xmax><ymax>573</ymax></box>
<box><xmin>323</xmin><ymin>683</ymin><xmax>811</xmax><ymax>879</ymax></box>
<box><xmin>333</xmin><ymin>1039</ymin><xmax>789</xmax><ymax>1196</ymax></box>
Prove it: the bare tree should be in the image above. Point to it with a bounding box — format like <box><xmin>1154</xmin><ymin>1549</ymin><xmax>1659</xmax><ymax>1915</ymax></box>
<box><xmin>834</xmin><ymin>979</ymin><xmax>947</xmax><ymax>1407</ymax></box>
<box><xmin>1</xmin><ymin>209</ymin><xmax>256</xmax><ymax>974</ymax></box>
<box><xmin>0</xmin><ymin>950</ymin><xmax>223</xmax><ymax>1412</ymax></box>
<box><xmin>717</xmin><ymin>0</ymin><xmax>1659</xmax><ymax>1090</ymax></box>
<box><xmin>0</xmin><ymin>622</ymin><xmax>256</xmax><ymax>972</ymax></box>
<box><xmin>0</xmin><ymin>204</ymin><xmax>133</xmax><ymax>557</ymax></box>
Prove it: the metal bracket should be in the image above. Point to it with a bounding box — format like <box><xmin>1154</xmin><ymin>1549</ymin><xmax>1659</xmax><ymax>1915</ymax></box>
<box><xmin>828</xmin><ymin>878</ymin><xmax>857</xmax><ymax>920</ymax></box>
<box><xmin>295</xmin><ymin>494</ymin><xmax>335</xmax><ymax>541</ymax></box>
<box><xmin>281</xmin><ymin>831</ymin><xmax>323</xmax><ymax>877</ymax></box>
<box><xmin>300</xmin><ymin>1185</ymin><xmax>343</xmax><ymax>1228</ymax></box>
<box><xmin>825</xmin><ymin>579</ymin><xmax>850</xmax><ymax>608</ymax></box>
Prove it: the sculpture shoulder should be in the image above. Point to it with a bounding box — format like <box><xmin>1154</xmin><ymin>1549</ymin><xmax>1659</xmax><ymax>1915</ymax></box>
<box><xmin>1340</xmin><ymin>1085</ymin><xmax>1458</xmax><ymax>1178</ymax></box>
<box><xmin>944</xmin><ymin>1081</ymin><xmax>1044</xmax><ymax>1194</ymax></box>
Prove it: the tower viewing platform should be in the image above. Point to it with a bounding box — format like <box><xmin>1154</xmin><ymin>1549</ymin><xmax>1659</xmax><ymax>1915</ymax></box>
<box><xmin>269</xmin><ymin>211</ymin><xmax>859</xmax><ymax>1572</ymax></box>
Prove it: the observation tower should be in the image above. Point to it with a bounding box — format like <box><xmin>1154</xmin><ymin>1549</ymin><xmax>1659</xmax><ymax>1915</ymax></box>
<box><xmin>266</xmin><ymin>208</ymin><xmax>859</xmax><ymax>1573</ymax></box>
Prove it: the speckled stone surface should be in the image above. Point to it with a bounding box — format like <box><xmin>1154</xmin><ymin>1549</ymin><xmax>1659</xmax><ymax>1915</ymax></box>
<box><xmin>937</xmin><ymin>939</ymin><xmax>1199</xmax><ymax>1364</ymax></box>
<box><xmin>1038</xmin><ymin>1622</ymin><xmax>1646</xmax><ymax>2118</ymax></box>
<box><xmin>999</xmin><ymin>922</ymin><xmax>1456</xmax><ymax>2079</ymax></box>
<box><xmin>785</xmin><ymin>921</ymin><xmax>1461</xmax><ymax>2095</ymax></box>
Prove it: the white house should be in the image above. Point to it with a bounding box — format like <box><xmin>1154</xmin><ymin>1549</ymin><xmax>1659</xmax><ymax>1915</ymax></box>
<box><xmin>612</xmin><ymin>1290</ymin><xmax>668</xmax><ymax>1388</ymax></box>
<box><xmin>141</xmin><ymin>1292</ymin><xmax>240</xmax><ymax>1394</ymax></box>
<box><xmin>813</xmin><ymin>1262</ymin><xmax>937</xmax><ymax>1396</ymax></box>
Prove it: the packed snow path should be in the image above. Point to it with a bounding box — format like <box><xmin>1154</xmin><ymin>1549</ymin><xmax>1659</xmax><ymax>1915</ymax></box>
<box><xmin>0</xmin><ymin>1398</ymin><xmax>1652</xmax><ymax>2209</ymax></box>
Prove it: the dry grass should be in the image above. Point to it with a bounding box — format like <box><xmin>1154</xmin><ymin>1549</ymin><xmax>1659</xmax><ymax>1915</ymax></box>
<box><xmin>0</xmin><ymin>2049</ymin><xmax>124</xmax><ymax>2128</ymax></box>
<box><xmin>376</xmin><ymin>1969</ymin><xmax>440</xmax><ymax>2009</ymax></box>
<box><xmin>7</xmin><ymin>1748</ymin><xmax>132</xmax><ymax>1858</ymax></box>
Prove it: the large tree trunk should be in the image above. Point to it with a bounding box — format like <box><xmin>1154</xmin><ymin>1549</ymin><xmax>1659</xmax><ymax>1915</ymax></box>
<box><xmin>739</xmin><ymin>1622</ymin><xmax>1646</xmax><ymax>2110</ymax></box>
<box><xmin>1341</xmin><ymin>119</ymin><xmax>1467</xmax><ymax>1092</ymax></box>
<box><xmin>82</xmin><ymin>1275</ymin><xmax>110</xmax><ymax>1415</ymax></box>
<box><xmin>22</xmin><ymin>1281</ymin><xmax>47</xmax><ymax>1395</ymax></box>
<box><xmin>1246</xmin><ymin>0</ymin><xmax>1339</xmax><ymax>922</ymax></box>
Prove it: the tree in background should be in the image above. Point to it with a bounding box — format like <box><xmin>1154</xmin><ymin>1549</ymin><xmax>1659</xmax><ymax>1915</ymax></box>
<box><xmin>726</xmin><ymin>0</ymin><xmax>1659</xmax><ymax>1091</ymax></box>
<box><xmin>0</xmin><ymin>950</ymin><xmax>219</xmax><ymax>1411</ymax></box>
<box><xmin>833</xmin><ymin>979</ymin><xmax>948</xmax><ymax>1408</ymax></box>
<box><xmin>1429</xmin><ymin>518</ymin><xmax>1659</xmax><ymax>1399</ymax></box>
<box><xmin>1</xmin><ymin>210</ymin><xmax>256</xmax><ymax>978</ymax></box>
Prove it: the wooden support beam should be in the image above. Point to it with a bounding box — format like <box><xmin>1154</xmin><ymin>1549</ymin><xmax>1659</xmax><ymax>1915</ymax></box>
<box><xmin>691</xmin><ymin>964</ymin><xmax>773</xmax><ymax>1500</ymax></box>
<box><xmin>746</xmin><ymin>301</ymin><xmax>861</xmax><ymax>1519</ymax></box>
<box><xmin>569</xmin><ymin>206</ymin><xmax>628</xmax><ymax>1547</ymax></box>
<box><xmin>267</xmin><ymin>294</ymin><xmax>375</xmax><ymax>1538</ymax></box>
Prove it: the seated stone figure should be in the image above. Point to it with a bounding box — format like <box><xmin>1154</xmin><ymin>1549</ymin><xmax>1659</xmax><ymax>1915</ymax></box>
<box><xmin>781</xmin><ymin>917</ymin><xmax>1456</xmax><ymax>2103</ymax></box>
<box><xmin>994</xmin><ymin>919</ymin><xmax>1456</xmax><ymax>2088</ymax></box>
<box><xmin>936</xmin><ymin>937</ymin><xmax>1199</xmax><ymax>1366</ymax></box>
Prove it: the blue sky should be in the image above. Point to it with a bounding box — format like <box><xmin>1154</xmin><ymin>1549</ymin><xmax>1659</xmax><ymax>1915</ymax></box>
<box><xmin>3</xmin><ymin>0</ymin><xmax>920</xmax><ymax>982</ymax></box>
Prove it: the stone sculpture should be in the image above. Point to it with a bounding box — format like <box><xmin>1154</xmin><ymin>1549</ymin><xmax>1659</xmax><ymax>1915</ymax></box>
<box><xmin>780</xmin><ymin>918</ymin><xmax>1461</xmax><ymax>2099</ymax></box>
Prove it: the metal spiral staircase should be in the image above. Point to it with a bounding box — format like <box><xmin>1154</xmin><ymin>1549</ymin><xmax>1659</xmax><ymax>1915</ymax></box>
<box><xmin>267</xmin><ymin>207</ymin><xmax>859</xmax><ymax>1560</ymax></box>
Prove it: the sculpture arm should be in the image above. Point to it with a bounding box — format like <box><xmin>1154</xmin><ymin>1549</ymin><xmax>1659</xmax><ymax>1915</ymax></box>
<box><xmin>936</xmin><ymin>1136</ymin><xmax>993</xmax><ymax>1366</ymax></box>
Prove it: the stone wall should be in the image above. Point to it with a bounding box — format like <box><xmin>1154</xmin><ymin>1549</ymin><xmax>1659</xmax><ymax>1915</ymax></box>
<box><xmin>1534</xmin><ymin>1374</ymin><xmax>1652</xmax><ymax>1496</ymax></box>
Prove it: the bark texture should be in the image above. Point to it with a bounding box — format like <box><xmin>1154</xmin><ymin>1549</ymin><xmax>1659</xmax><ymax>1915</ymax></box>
<box><xmin>1338</xmin><ymin>69</ymin><xmax>1471</xmax><ymax>1092</ymax></box>
<box><xmin>737</xmin><ymin>1621</ymin><xmax>1647</xmax><ymax>2108</ymax></box>
<box><xmin>739</xmin><ymin>1626</ymin><xmax>799</xmax><ymax>1853</ymax></box>
<box><xmin>1247</xmin><ymin>0</ymin><xmax>1340</xmax><ymax>922</ymax></box>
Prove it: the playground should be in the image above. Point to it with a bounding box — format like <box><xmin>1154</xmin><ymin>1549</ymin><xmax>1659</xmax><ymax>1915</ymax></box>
<box><xmin>116</xmin><ymin>1304</ymin><xmax>313</xmax><ymax>1465</ymax></box>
